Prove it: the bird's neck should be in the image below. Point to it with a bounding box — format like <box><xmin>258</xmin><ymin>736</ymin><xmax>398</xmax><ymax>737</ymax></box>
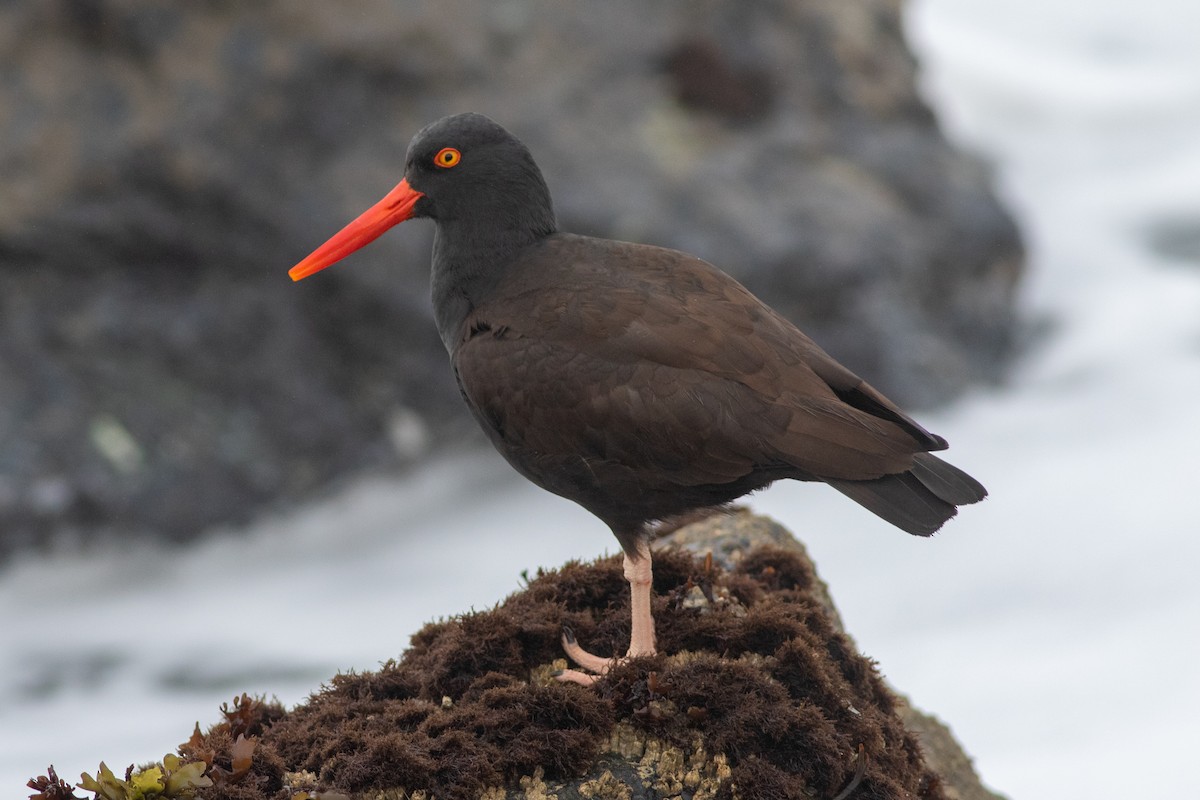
<box><xmin>430</xmin><ymin>214</ymin><xmax>555</xmax><ymax>353</ymax></box>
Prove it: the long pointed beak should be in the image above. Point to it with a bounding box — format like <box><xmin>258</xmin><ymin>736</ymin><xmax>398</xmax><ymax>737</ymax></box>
<box><xmin>288</xmin><ymin>178</ymin><xmax>424</xmax><ymax>281</ymax></box>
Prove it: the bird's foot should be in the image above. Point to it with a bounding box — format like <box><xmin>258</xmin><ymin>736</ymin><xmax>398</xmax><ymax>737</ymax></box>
<box><xmin>554</xmin><ymin>625</ymin><xmax>655</xmax><ymax>687</ymax></box>
<box><xmin>554</xmin><ymin>542</ymin><xmax>657</xmax><ymax>687</ymax></box>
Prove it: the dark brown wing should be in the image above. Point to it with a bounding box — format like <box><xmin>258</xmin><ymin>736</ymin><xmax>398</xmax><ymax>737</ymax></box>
<box><xmin>452</xmin><ymin>234</ymin><xmax>984</xmax><ymax>535</ymax></box>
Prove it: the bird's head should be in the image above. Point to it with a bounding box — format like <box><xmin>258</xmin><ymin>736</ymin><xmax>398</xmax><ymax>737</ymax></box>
<box><xmin>289</xmin><ymin>112</ymin><xmax>555</xmax><ymax>281</ymax></box>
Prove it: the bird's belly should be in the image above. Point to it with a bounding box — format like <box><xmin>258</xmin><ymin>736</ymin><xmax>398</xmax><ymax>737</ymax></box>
<box><xmin>471</xmin><ymin>405</ymin><xmax>787</xmax><ymax>532</ymax></box>
<box><xmin>453</xmin><ymin>334</ymin><xmax>802</xmax><ymax>530</ymax></box>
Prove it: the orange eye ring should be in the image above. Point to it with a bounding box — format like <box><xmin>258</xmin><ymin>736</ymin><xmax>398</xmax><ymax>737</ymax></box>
<box><xmin>434</xmin><ymin>147</ymin><xmax>461</xmax><ymax>168</ymax></box>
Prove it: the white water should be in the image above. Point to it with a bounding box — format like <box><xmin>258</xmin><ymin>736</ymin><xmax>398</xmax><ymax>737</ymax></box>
<box><xmin>4</xmin><ymin>1</ymin><xmax>1200</xmax><ymax>797</ymax></box>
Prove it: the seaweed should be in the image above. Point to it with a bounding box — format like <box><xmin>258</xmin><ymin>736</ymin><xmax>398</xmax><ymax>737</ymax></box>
<box><xmin>34</xmin><ymin>530</ymin><xmax>946</xmax><ymax>800</ymax></box>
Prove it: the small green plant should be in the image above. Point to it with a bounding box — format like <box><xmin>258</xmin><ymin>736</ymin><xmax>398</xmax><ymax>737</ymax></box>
<box><xmin>29</xmin><ymin>694</ymin><xmax>276</xmax><ymax>800</ymax></box>
<box><xmin>75</xmin><ymin>755</ymin><xmax>211</xmax><ymax>800</ymax></box>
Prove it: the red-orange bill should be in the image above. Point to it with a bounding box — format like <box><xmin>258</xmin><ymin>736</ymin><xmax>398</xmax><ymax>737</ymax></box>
<box><xmin>289</xmin><ymin>178</ymin><xmax>424</xmax><ymax>281</ymax></box>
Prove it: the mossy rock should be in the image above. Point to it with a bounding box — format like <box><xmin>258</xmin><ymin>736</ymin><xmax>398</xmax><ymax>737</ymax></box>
<box><xmin>34</xmin><ymin>511</ymin><xmax>1002</xmax><ymax>800</ymax></box>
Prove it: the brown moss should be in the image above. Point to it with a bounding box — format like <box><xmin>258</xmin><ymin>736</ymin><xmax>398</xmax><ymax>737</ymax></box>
<box><xmin>84</xmin><ymin>538</ymin><xmax>946</xmax><ymax>800</ymax></box>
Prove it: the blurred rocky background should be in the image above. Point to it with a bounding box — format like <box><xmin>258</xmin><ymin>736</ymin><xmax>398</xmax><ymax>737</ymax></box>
<box><xmin>0</xmin><ymin>0</ymin><xmax>1023</xmax><ymax>555</ymax></box>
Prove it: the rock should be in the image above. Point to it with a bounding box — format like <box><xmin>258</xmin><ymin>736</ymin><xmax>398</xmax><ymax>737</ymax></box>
<box><xmin>659</xmin><ymin>510</ymin><xmax>1006</xmax><ymax>800</ymax></box>
<box><xmin>0</xmin><ymin>1</ymin><xmax>1023</xmax><ymax>553</ymax></box>
<box><xmin>38</xmin><ymin>511</ymin><xmax>1004</xmax><ymax>800</ymax></box>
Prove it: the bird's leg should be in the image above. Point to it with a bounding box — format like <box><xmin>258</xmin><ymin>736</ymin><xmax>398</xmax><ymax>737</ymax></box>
<box><xmin>624</xmin><ymin>539</ymin><xmax>657</xmax><ymax>658</ymax></box>
<box><xmin>557</xmin><ymin>540</ymin><xmax>656</xmax><ymax>686</ymax></box>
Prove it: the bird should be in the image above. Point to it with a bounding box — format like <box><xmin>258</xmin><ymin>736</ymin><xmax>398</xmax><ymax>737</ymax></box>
<box><xmin>288</xmin><ymin>112</ymin><xmax>987</xmax><ymax>685</ymax></box>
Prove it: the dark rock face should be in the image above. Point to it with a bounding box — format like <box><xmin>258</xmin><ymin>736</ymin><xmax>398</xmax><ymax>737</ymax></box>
<box><xmin>0</xmin><ymin>1</ymin><xmax>1023</xmax><ymax>552</ymax></box>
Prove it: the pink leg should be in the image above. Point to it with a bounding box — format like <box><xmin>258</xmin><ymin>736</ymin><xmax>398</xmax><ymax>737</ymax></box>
<box><xmin>624</xmin><ymin>539</ymin><xmax>656</xmax><ymax>658</ymax></box>
<box><xmin>557</xmin><ymin>540</ymin><xmax>656</xmax><ymax>686</ymax></box>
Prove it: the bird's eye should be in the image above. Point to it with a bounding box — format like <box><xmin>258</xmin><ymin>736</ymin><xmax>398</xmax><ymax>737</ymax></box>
<box><xmin>434</xmin><ymin>147</ymin><xmax>461</xmax><ymax>168</ymax></box>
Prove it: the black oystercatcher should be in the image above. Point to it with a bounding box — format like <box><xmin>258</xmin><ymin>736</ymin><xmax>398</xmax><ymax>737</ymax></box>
<box><xmin>289</xmin><ymin>113</ymin><xmax>986</xmax><ymax>685</ymax></box>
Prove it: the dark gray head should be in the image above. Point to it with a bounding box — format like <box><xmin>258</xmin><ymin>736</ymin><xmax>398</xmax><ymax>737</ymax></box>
<box><xmin>404</xmin><ymin>113</ymin><xmax>557</xmax><ymax>235</ymax></box>
<box><xmin>289</xmin><ymin>112</ymin><xmax>556</xmax><ymax>282</ymax></box>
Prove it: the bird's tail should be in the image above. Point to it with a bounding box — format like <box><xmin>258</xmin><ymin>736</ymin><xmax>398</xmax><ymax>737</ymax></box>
<box><xmin>827</xmin><ymin>453</ymin><xmax>987</xmax><ymax>536</ymax></box>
